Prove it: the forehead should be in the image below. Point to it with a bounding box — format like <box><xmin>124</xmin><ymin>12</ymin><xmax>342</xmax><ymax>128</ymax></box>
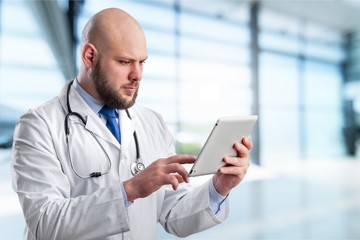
<box><xmin>104</xmin><ymin>27</ymin><xmax>147</xmax><ymax>60</ymax></box>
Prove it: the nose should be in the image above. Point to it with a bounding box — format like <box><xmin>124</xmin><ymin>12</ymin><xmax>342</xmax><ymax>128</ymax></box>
<box><xmin>129</xmin><ymin>62</ymin><xmax>142</xmax><ymax>82</ymax></box>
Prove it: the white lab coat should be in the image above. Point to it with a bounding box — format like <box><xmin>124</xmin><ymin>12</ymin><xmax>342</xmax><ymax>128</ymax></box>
<box><xmin>11</xmin><ymin>82</ymin><xmax>228</xmax><ymax>240</ymax></box>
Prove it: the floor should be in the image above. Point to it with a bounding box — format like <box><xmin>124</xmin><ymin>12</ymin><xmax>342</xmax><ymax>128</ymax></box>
<box><xmin>1</xmin><ymin>149</ymin><xmax>360</xmax><ymax>239</ymax></box>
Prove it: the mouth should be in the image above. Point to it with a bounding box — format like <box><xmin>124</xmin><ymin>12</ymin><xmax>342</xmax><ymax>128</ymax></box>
<box><xmin>123</xmin><ymin>85</ymin><xmax>138</xmax><ymax>95</ymax></box>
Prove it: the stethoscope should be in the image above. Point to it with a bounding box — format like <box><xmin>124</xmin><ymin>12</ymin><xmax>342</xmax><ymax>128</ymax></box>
<box><xmin>64</xmin><ymin>80</ymin><xmax>145</xmax><ymax>178</ymax></box>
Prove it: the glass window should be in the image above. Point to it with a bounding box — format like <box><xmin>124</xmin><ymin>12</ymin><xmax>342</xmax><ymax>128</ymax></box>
<box><xmin>0</xmin><ymin>1</ymin><xmax>64</xmax><ymax>111</ymax></box>
<box><xmin>259</xmin><ymin>31</ymin><xmax>301</xmax><ymax>55</ymax></box>
<box><xmin>0</xmin><ymin>69</ymin><xmax>63</xmax><ymax>109</ymax></box>
<box><xmin>2</xmin><ymin>35</ymin><xmax>57</xmax><ymax>66</ymax></box>
<box><xmin>259</xmin><ymin>8</ymin><xmax>301</xmax><ymax>36</ymax></box>
<box><xmin>258</xmin><ymin>6</ymin><xmax>345</xmax><ymax>164</ymax></box>
<box><xmin>260</xmin><ymin>108</ymin><xmax>301</xmax><ymax>164</ymax></box>
<box><xmin>259</xmin><ymin>53</ymin><xmax>299</xmax><ymax>107</ymax></box>
<box><xmin>259</xmin><ymin>52</ymin><xmax>301</xmax><ymax>163</ymax></box>
<box><xmin>145</xmin><ymin>30</ymin><xmax>176</xmax><ymax>54</ymax></box>
<box><xmin>305</xmin><ymin>111</ymin><xmax>344</xmax><ymax>156</ymax></box>
<box><xmin>304</xmin><ymin>61</ymin><xmax>342</xmax><ymax>108</ymax></box>
<box><xmin>1</xmin><ymin>1</ymin><xmax>39</xmax><ymax>34</ymax></box>
<box><xmin>224</xmin><ymin>2</ymin><xmax>250</xmax><ymax>23</ymax></box>
<box><xmin>305</xmin><ymin>22</ymin><xmax>344</xmax><ymax>45</ymax></box>
<box><xmin>303</xmin><ymin>60</ymin><xmax>344</xmax><ymax>157</ymax></box>
<box><xmin>304</xmin><ymin>22</ymin><xmax>345</xmax><ymax>62</ymax></box>
<box><xmin>180</xmin><ymin>12</ymin><xmax>250</xmax><ymax>45</ymax></box>
<box><xmin>304</xmin><ymin>41</ymin><xmax>345</xmax><ymax>62</ymax></box>
<box><xmin>179</xmin><ymin>58</ymin><xmax>251</xmax><ymax>123</ymax></box>
<box><xmin>179</xmin><ymin>0</ymin><xmax>250</xmax><ymax>23</ymax></box>
<box><xmin>178</xmin><ymin>9</ymin><xmax>251</xmax><ymax>153</ymax></box>
<box><xmin>180</xmin><ymin>36</ymin><xmax>250</xmax><ymax>64</ymax></box>
<box><xmin>142</xmin><ymin>55</ymin><xmax>176</xmax><ymax>80</ymax></box>
<box><xmin>259</xmin><ymin>7</ymin><xmax>302</xmax><ymax>55</ymax></box>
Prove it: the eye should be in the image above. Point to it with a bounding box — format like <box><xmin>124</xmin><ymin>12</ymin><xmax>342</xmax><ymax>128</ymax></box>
<box><xmin>140</xmin><ymin>60</ymin><xmax>146</xmax><ymax>65</ymax></box>
<box><xmin>119</xmin><ymin>60</ymin><xmax>130</xmax><ymax>65</ymax></box>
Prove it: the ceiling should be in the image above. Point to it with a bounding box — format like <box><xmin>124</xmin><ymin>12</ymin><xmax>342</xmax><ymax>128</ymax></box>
<box><xmin>179</xmin><ymin>0</ymin><xmax>360</xmax><ymax>34</ymax></box>
<box><xmin>261</xmin><ymin>0</ymin><xmax>360</xmax><ymax>34</ymax></box>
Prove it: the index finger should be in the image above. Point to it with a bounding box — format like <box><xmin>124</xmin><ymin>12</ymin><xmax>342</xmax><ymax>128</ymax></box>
<box><xmin>166</xmin><ymin>154</ymin><xmax>197</xmax><ymax>164</ymax></box>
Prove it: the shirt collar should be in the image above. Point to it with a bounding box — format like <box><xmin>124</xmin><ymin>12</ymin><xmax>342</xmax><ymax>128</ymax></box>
<box><xmin>72</xmin><ymin>78</ymin><xmax>104</xmax><ymax>114</ymax></box>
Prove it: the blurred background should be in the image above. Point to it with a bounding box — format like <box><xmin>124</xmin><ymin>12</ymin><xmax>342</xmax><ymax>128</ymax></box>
<box><xmin>1</xmin><ymin>0</ymin><xmax>360</xmax><ymax>239</ymax></box>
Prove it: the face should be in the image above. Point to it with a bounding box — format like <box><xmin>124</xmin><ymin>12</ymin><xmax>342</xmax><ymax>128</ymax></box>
<box><xmin>90</xmin><ymin>25</ymin><xmax>147</xmax><ymax>109</ymax></box>
<box><xmin>92</xmin><ymin>56</ymin><xmax>139</xmax><ymax>109</ymax></box>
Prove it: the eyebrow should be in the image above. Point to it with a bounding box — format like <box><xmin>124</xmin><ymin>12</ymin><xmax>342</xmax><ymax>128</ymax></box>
<box><xmin>140</xmin><ymin>56</ymin><xmax>148</xmax><ymax>62</ymax></box>
<box><xmin>117</xmin><ymin>55</ymin><xmax>148</xmax><ymax>62</ymax></box>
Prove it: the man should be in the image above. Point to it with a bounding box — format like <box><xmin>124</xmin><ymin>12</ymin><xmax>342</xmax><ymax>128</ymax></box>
<box><xmin>11</xmin><ymin>8</ymin><xmax>252</xmax><ymax>239</ymax></box>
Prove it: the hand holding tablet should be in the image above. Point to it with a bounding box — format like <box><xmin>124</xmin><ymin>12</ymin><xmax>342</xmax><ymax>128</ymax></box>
<box><xmin>188</xmin><ymin>115</ymin><xmax>258</xmax><ymax>177</ymax></box>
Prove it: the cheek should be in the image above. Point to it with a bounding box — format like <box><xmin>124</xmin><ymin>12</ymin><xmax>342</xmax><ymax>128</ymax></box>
<box><xmin>108</xmin><ymin>66</ymin><xmax>130</xmax><ymax>82</ymax></box>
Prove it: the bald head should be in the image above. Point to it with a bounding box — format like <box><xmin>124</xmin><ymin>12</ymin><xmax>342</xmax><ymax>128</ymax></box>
<box><xmin>81</xmin><ymin>8</ymin><xmax>145</xmax><ymax>53</ymax></box>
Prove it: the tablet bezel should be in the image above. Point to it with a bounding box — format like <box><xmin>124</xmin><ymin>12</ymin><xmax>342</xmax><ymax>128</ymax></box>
<box><xmin>188</xmin><ymin>115</ymin><xmax>258</xmax><ymax>177</ymax></box>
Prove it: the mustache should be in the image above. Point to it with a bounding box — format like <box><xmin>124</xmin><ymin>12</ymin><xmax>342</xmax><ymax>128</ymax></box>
<box><xmin>124</xmin><ymin>83</ymin><xmax>139</xmax><ymax>88</ymax></box>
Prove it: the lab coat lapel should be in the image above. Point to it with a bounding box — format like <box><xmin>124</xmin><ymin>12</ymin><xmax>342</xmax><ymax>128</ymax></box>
<box><xmin>119</xmin><ymin>109</ymin><xmax>134</xmax><ymax>151</ymax></box>
<box><xmin>84</xmin><ymin>116</ymin><xmax>120</xmax><ymax>147</ymax></box>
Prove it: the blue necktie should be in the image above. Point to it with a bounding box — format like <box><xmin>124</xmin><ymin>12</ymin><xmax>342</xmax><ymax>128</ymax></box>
<box><xmin>99</xmin><ymin>106</ymin><xmax>121</xmax><ymax>143</ymax></box>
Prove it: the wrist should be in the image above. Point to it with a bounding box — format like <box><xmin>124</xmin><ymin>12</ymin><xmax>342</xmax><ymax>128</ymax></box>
<box><xmin>120</xmin><ymin>182</ymin><xmax>134</xmax><ymax>207</ymax></box>
<box><xmin>123</xmin><ymin>179</ymin><xmax>136</xmax><ymax>202</ymax></box>
<box><xmin>212</xmin><ymin>175</ymin><xmax>230</xmax><ymax>196</ymax></box>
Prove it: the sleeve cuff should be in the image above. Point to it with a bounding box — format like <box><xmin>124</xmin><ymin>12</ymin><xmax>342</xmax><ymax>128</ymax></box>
<box><xmin>209</xmin><ymin>180</ymin><xmax>228</xmax><ymax>214</ymax></box>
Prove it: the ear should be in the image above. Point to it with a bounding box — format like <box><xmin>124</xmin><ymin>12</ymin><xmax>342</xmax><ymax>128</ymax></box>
<box><xmin>82</xmin><ymin>43</ymin><xmax>98</xmax><ymax>68</ymax></box>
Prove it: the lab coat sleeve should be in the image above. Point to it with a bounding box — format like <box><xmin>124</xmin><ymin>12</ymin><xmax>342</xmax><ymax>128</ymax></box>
<box><xmin>11</xmin><ymin>110</ymin><xmax>129</xmax><ymax>240</ymax></box>
<box><xmin>160</xmin><ymin>180</ymin><xmax>229</xmax><ymax>238</ymax></box>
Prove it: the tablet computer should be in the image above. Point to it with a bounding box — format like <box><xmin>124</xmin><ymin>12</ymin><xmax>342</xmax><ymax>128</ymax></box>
<box><xmin>188</xmin><ymin>115</ymin><xmax>258</xmax><ymax>177</ymax></box>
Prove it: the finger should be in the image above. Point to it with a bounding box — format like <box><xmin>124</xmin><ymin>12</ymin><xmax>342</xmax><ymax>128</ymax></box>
<box><xmin>224</xmin><ymin>156</ymin><xmax>250</xmax><ymax>167</ymax></box>
<box><xmin>166</xmin><ymin>154</ymin><xmax>196</xmax><ymax>164</ymax></box>
<box><xmin>165</xmin><ymin>163</ymin><xmax>190</xmax><ymax>183</ymax></box>
<box><xmin>166</xmin><ymin>174</ymin><xmax>182</xmax><ymax>190</ymax></box>
<box><xmin>219</xmin><ymin>164</ymin><xmax>249</xmax><ymax>178</ymax></box>
<box><xmin>173</xmin><ymin>173</ymin><xmax>185</xmax><ymax>184</ymax></box>
<box><xmin>220</xmin><ymin>158</ymin><xmax>250</xmax><ymax>173</ymax></box>
<box><xmin>233</xmin><ymin>142</ymin><xmax>250</xmax><ymax>158</ymax></box>
<box><xmin>241</xmin><ymin>137</ymin><xmax>253</xmax><ymax>150</ymax></box>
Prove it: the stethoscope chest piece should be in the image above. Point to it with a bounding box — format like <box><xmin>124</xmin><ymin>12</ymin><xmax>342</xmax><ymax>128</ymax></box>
<box><xmin>130</xmin><ymin>159</ymin><xmax>145</xmax><ymax>176</ymax></box>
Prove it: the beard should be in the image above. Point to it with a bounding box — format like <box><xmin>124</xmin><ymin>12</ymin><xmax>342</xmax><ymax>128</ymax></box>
<box><xmin>92</xmin><ymin>60</ymin><xmax>139</xmax><ymax>110</ymax></box>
